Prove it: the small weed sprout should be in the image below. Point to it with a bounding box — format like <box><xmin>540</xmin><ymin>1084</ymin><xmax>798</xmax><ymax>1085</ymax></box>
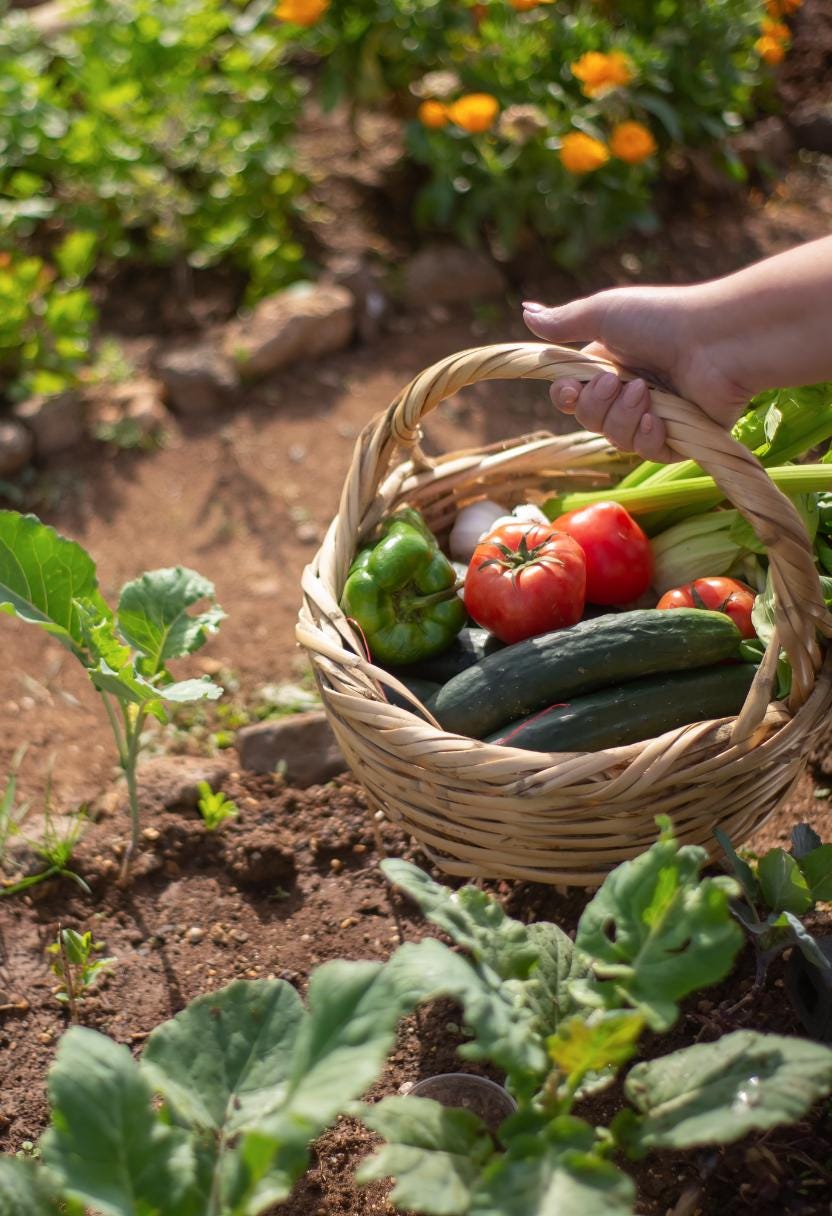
<box><xmin>48</xmin><ymin>928</ymin><xmax>116</xmax><ymax>1022</ymax></box>
<box><xmin>0</xmin><ymin>754</ymin><xmax>89</xmax><ymax>898</ymax></box>
<box><xmin>197</xmin><ymin>782</ymin><xmax>238</xmax><ymax>831</ymax></box>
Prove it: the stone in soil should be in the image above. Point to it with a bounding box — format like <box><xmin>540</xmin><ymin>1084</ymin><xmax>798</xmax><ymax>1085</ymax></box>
<box><xmin>93</xmin><ymin>377</ymin><xmax>168</xmax><ymax>438</ymax></box>
<box><xmin>13</xmin><ymin>390</ymin><xmax>86</xmax><ymax>458</ymax></box>
<box><xmin>236</xmin><ymin>712</ymin><xmax>346</xmax><ymax>786</ymax></box>
<box><xmin>132</xmin><ymin>755</ymin><xmax>230</xmax><ymax>814</ymax></box>
<box><xmin>155</xmin><ymin>342</ymin><xmax>239</xmax><ymax>414</ymax></box>
<box><xmin>402</xmin><ymin>245</ymin><xmax>507</xmax><ymax>308</ymax></box>
<box><xmin>227</xmin><ymin>283</ymin><xmax>355</xmax><ymax>378</ymax></box>
<box><xmin>0</xmin><ymin>418</ymin><xmax>34</xmax><ymax>477</ymax></box>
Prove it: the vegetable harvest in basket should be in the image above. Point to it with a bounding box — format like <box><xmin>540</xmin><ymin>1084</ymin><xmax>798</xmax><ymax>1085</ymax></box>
<box><xmin>341</xmin><ymin>384</ymin><xmax>832</xmax><ymax>754</ymax></box>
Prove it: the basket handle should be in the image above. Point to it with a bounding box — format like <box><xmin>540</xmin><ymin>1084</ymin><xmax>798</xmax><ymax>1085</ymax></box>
<box><xmin>336</xmin><ymin>341</ymin><xmax>831</xmax><ymax>725</ymax></box>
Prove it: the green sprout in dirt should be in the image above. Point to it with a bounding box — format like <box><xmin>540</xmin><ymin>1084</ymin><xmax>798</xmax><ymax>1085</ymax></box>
<box><xmin>0</xmin><ymin>511</ymin><xmax>225</xmax><ymax>879</ymax></box>
<box><xmin>0</xmin><ymin>750</ymin><xmax>89</xmax><ymax>898</ymax></box>
<box><xmin>197</xmin><ymin>781</ymin><xmax>238</xmax><ymax>831</ymax></box>
<box><xmin>48</xmin><ymin>928</ymin><xmax>116</xmax><ymax>1022</ymax></box>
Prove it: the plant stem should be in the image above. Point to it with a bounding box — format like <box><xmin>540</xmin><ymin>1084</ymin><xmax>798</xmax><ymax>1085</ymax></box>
<box><xmin>118</xmin><ymin>706</ymin><xmax>146</xmax><ymax>885</ymax></box>
<box><xmin>58</xmin><ymin>929</ymin><xmax>78</xmax><ymax>1024</ymax></box>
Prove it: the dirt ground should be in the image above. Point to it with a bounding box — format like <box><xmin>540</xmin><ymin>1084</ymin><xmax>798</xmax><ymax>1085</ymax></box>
<box><xmin>4</xmin><ymin>10</ymin><xmax>832</xmax><ymax>1210</ymax></box>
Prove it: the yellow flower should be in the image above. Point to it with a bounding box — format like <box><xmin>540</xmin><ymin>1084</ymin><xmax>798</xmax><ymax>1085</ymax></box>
<box><xmin>570</xmin><ymin>50</ymin><xmax>632</xmax><ymax>98</ymax></box>
<box><xmin>610</xmin><ymin>120</ymin><xmax>657</xmax><ymax>165</ymax></box>
<box><xmin>447</xmin><ymin>93</ymin><xmax>500</xmax><ymax>134</ymax></box>
<box><xmin>511</xmin><ymin>0</ymin><xmax>554</xmax><ymax>9</ymax></box>
<box><xmin>418</xmin><ymin>100</ymin><xmax>449</xmax><ymax>129</ymax></box>
<box><xmin>559</xmin><ymin>132</ymin><xmax>609</xmax><ymax>174</ymax></box>
<box><xmin>275</xmin><ymin>0</ymin><xmax>329</xmax><ymax>26</ymax></box>
<box><xmin>755</xmin><ymin>33</ymin><xmax>786</xmax><ymax>64</ymax></box>
<box><xmin>761</xmin><ymin>17</ymin><xmax>790</xmax><ymax>38</ymax></box>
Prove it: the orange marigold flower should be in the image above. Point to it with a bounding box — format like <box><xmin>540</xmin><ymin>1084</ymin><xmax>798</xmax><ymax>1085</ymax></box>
<box><xmin>570</xmin><ymin>50</ymin><xmax>632</xmax><ymax>98</ymax></box>
<box><xmin>559</xmin><ymin>132</ymin><xmax>609</xmax><ymax>174</ymax></box>
<box><xmin>511</xmin><ymin>0</ymin><xmax>554</xmax><ymax>9</ymax></box>
<box><xmin>610</xmin><ymin>120</ymin><xmax>657</xmax><ymax>164</ymax></box>
<box><xmin>766</xmin><ymin>0</ymin><xmax>801</xmax><ymax>13</ymax></box>
<box><xmin>755</xmin><ymin>33</ymin><xmax>786</xmax><ymax>64</ymax></box>
<box><xmin>418</xmin><ymin>100</ymin><xmax>449</xmax><ymax>129</ymax></box>
<box><xmin>275</xmin><ymin>0</ymin><xmax>329</xmax><ymax>26</ymax></box>
<box><xmin>761</xmin><ymin>16</ymin><xmax>790</xmax><ymax>37</ymax></box>
<box><xmin>447</xmin><ymin>93</ymin><xmax>500</xmax><ymax>134</ymax></box>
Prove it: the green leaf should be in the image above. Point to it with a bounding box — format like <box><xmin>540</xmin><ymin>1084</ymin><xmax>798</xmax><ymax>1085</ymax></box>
<box><xmin>469</xmin><ymin>1116</ymin><xmax>635</xmax><ymax>1216</ymax></box>
<box><xmin>0</xmin><ymin>511</ymin><xmax>110</xmax><ymax>660</ymax></box>
<box><xmin>142</xmin><ymin>979</ymin><xmax>306</xmax><ymax>1133</ymax></box>
<box><xmin>714</xmin><ymin>828</ymin><xmax>760</xmax><ymax>905</ymax></box>
<box><xmin>54</xmin><ymin>231</ymin><xmax>97</xmax><ymax>282</ymax></box>
<box><xmin>782</xmin><ymin>912</ymin><xmax>832</xmax><ymax>971</ymax></box>
<box><xmin>522</xmin><ymin>921</ymin><xmax>591</xmax><ymax>1035</ymax></box>
<box><xmin>574</xmin><ymin>823</ymin><xmax>743</xmax><ymax>1031</ymax></box>
<box><xmin>386</xmin><ymin>938</ymin><xmax>548</xmax><ymax>1087</ymax></box>
<box><xmin>159</xmin><ymin>676</ymin><xmax>224</xmax><ymax>704</ymax></box>
<box><xmin>791</xmin><ymin>823</ymin><xmax>823</xmax><ymax>860</ymax></box>
<box><xmin>358</xmin><ymin>1096</ymin><xmax>495</xmax><ymax>1215</ymax></box>
<box><xmin>624</xmin><ymin>1030</ymin><xmax>832</xmax><ymax>1151</ymax></box>
<box><xmin>118</xmin><ymin>567</ymin><xmax>225</xmax><ymax>676</ymax></box>
<box><xmin>41</xmin><ymin>1027</ymin><xmax>197</xmax><ymax>1216</ymax></box>
<box><xmin>381</xmin><ymin>859</ymin><xmax>538</xmax><ymax>980</ymax></box>
<box><xmin>0</xmin><ymin>1158</ymin><xmax>61</xmax><ymax>1215</ymax></box>
<box><xmin>751</xmin><ymin>569</ymin><xmax>777</xmax><ymax>647</ymax></box>
<box><xmin>758</xmin><ymin>848</ymin><xmax>813</xmax><ymax>915</ymax></box>
<box><xmin>547</xmin><ymin>1011</ymin><xmax>644</xmax><ymax>1085</ymax></box>
<box><xmin>797</xmin><ymin>844</ymin><xmax>832</xmax><ymax>903</ymax></box>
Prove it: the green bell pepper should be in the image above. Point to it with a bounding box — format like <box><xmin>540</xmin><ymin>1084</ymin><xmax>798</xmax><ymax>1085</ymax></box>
<box><xmin>341</xmin><ymin>508</ymin><xmax>466</xmax><ymax>665</ymax></box>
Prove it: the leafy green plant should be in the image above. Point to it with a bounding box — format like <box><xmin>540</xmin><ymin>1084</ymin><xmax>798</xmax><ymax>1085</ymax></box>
<box><xmin>718</xmin><ymin>823</ymin><xmax>832</xmax><ymax>984</ymax></box>
<box><xmin>197</xmin><ymin>781</ymin><xmax>238</xmax><ymax>831</ymax></box>
<box><xmin>3</xmin><ymin>824</ymin><xmax>832</xmax><ymax>1216</ymax></box>
<box><xmin>48</xmin><ymin>928</ymin><xmax>116</xmax><ymax>1022</ymax></box>
<box><xmin>0</xmin><ymin>511</ymin><xmax>225</xmax><ymax>875</ymax></box>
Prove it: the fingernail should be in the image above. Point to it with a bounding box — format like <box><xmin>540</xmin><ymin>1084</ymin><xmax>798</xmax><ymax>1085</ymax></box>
<box><xmin>640</xmin><ymin>414</ymin><xmax>654</xmax><ymax>433</ymax></box>
<box><xmin>522</xmin><ymin>301</ymin><xmax>546</xmax><ymax>313</ymax></box>
<box><xmin>596</xmin><ymin>372</ymin><xmax>619</xmax><ymax>399</ymax></box>
<box><xmin>625</xmin><ymin>378</ymin><xmax>646</xmax><ymax>406</ymax></box>
<box><xmin>559</xmin><ymin>386</ymin><xmax>578</xmax><ymax>406</ymax></box>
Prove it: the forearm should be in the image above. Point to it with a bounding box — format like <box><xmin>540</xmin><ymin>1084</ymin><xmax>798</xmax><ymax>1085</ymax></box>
<box><xmin>695</xmin><ymin>236</ymin><xmax>832</xmax><ymax>395</ymax></box>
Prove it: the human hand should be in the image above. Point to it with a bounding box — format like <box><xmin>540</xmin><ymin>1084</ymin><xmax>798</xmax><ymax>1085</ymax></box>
<box><xmin>522</xmin><ymin>284</ymin><xmax>752</xmax><ymax>462</ymax></box>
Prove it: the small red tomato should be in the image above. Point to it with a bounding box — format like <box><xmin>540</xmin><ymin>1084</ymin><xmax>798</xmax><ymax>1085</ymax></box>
<box><xmin>550</xmin><ymin>501</ymin><xmax>653</xmax><ymax>606</ymax></box>
<box><xmin>464</xmin><ymin>521</ymin><xmax>586</xmax><ymax>644</ymax></box>
<box><xmin>656</xmin><ymin>577</ymin><xmax>756</xmax><ymax>639</ymax></box>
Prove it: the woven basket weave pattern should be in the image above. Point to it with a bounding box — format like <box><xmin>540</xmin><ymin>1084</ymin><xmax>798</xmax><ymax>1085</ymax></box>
<box><xmin>297</xmin><ymin>344</ymin><xmax>832</xmax><ymax>886</ymax></box>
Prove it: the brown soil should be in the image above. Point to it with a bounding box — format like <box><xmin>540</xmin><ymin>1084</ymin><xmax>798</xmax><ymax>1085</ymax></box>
<box><xmin>4</xmin><ymin>37</ymin><xmax>832</xmax><ymax>1215</ymax></box>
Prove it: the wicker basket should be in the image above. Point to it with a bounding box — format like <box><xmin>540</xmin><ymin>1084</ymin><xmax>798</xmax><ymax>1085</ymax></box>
<box><xmin>297</xmin><ymin>343</ymin><xmax>832</xmax><ymax>886</ymax></box>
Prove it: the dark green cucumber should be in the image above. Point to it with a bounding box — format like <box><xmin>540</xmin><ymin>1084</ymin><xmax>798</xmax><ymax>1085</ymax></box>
<box><xmin>385</xmin><ymin>676</ymin><xmax>441</xmax><ymax>712</ymax></box>
<box><xmin>485</xmin><ymin>661</ymin><xmax>757</xmax><ymax>752</ymax></box>
<box><xmin>391</xmin><ymin>627</ymin><xmax>504</xmax><ymax>683</ymax></box>
<box><xmin>429</xmin><ymin>609</ymin><xmax>742</xmax><ymax>740</ymax></box>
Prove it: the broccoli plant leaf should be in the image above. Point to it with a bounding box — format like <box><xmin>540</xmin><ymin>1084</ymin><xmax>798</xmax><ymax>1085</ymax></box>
<box><xmin>469</xmin><ymin>1115</ymin><xmax>635</xmax><ymax>1216</ymax></box>
<box><xmin>714</xmin><ymin>827</ymin><xmax>761</xmax><ymax>904</ymax></box>
<box><xmin>141</xmin><ymin>979</ymin><xmax>306</xmax><ymax>1133</ymax></box>
<box><xmin>791</xmin><ymin>823</ymin><xmax>823</xmax><ymax>860</ymax></box>
<box><xmin>0</xmin><ymin>510</ymin><xmax>110</xmax><ymax>659</ymax></box>
<box><xmin>574</xmin><ymin>823</ymin><xmax>742</xmax><ymax>1031</ymax></box>
<box><xmin>797</xmin><ymin>844</ymin><xmax>832</xmax><ymax>903</ymax></box>
<box><xmin>358</xmin><ymin>1096</ymin><xmax>495</xmax><ymax>1216</ymax></box>
<box><xmin>142</xmin><ymin>972</ymin><xmax>404</xmax><ymax>1216</ymax></box>
<box><xmin>782</xmin><ymin>912</ymin><xmax>832</xmax><ymax>971</ymax></box>
<box><xmin>41</xmin><ymin>1027</ymin><xmax>197</xmax><ymax>1216</ymax></box>
<box><xmin>386</xmin><ymin>938</ymin><xmax>548</xmax><ymax>1088</ymax></box>
<box><xmin>758</xmin><ymin>848</ymin><xmax>813</xmax><ymax>915</ymax></box>
<box><xmin>381</xmin><ymin>859</ymin><xmax>538</xmax><ymax>981</ymax></box>
<box><xmin>118</xmin><ymin>567</ymin><xmax>225</xmax><ymax>676</ymax></box>
<box><xmin>522</xmin><ymin>921</ymin><xmax>591</xmax><ymax>1035</ymax></box>
<box><xmin>0</xmin><ymin>1158</ymin><xmax>62</xmax><ymax>1215</ymax></box>
<box><xmin>547</xmin><ymin>1011</ymin><xmax>644</xmax><ymax>1092</ymax></box>
<box><xmin>623</xmin><ymin>1030</ymin><xmax>832</xmax><ymax>1152</ymax></box>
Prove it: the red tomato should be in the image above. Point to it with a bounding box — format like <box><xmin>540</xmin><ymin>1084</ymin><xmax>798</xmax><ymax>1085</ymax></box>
<box><xmin>656</xmin><ymin>577</ymin><xmax>756</xmax><ymax>639</ymax></box>
<box><xmin>551</xmin><ymin>501</ymin><xmax>653</xmax><ymax>606</ymax></box>
<box><xmin>464</xmin><ymin>521</ymin><xmax>586</xmax><ymax>644</ymax></box>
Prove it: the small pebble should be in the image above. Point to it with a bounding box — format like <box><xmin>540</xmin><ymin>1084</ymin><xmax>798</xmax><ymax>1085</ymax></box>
<box><xmin>330</xmin><ymin>858</ymin><xmax>343</xmax><ymax>873</ymax></box>
<box><xmin>142</xmin><ymin>827</ymin><xmax>160</xmax><ymax>843</ymax></box>
<box><xmin>186</xmin><ymin>927</ymin><xmax>205</xmax><ymax>944</ymax></box>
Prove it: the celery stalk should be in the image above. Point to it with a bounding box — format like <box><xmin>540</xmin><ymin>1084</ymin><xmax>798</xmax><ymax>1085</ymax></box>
<box><xmin>544</xmin><ymin>465</ymin><xmax>832</xmax><ymax>530</ymax></box>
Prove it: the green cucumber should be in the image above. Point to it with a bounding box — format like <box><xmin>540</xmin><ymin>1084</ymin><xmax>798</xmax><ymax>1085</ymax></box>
<box><xmin>429</xmin><ymin>609</ymin><xmax>743</xmax><ymax>740</ymax></box>
<box><xmin>484</xmin><ymin>662</ymin><xmax>757</xmax><ymax>752</ymax></box>
<box><xmin>385</xmin><ymin>676</ymin><xmax>441</xmax><ymax>713</ymax></box>
<box><xmin>391</xmin><ymin>627</ymin><xmax>504</xmax><ymax>683</ymax></box>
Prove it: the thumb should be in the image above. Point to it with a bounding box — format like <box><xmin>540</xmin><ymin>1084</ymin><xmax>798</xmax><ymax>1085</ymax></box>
<box><xmin>522</xmin><ymin>296</ymin><xmax>606</xmax><ymax>345</ymax></box>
